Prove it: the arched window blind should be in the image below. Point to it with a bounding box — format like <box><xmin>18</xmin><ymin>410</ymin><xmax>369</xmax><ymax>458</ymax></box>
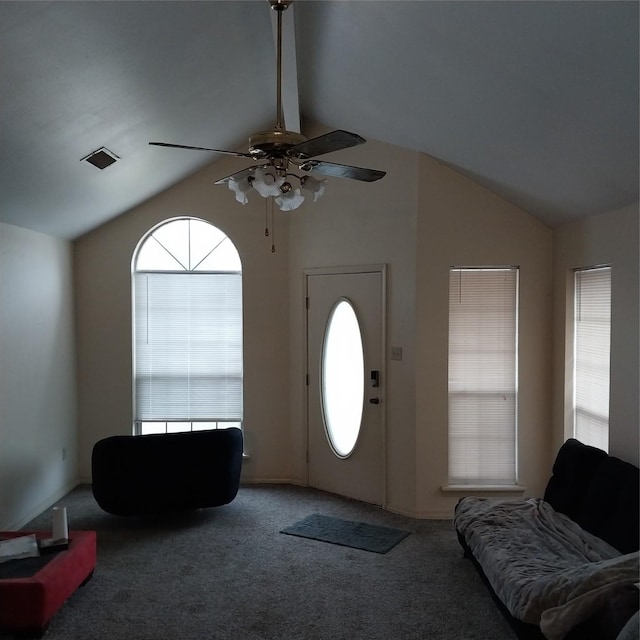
<box><xmin>574</xmin><ymin>266</ymin><xmax>611</xmax><ymax>452</ymax></box>
<box><xmin>132</xmin><ymin>218</ymin><xmax>242</xmax><ymax>433</ymax></box>
<box><xmin>448</xmin><ymin>267</ymin><xmax>519</xmax><ymax>486</ymax></box>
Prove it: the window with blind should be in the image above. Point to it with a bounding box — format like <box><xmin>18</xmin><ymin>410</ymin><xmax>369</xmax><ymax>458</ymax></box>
<box><xmin>132</xmin><ymin>218</ymin><xmax>242</xmax><ymax>436</ymax></box>
<box><xmin>573</xmin><ymin>266</ymin><xmax>611</xmax><ymax>452</ymax></box>
<box><xmin>448</xmin><ymin>267</ymin><xmax>519</xmax><ymax>486</ymax></box>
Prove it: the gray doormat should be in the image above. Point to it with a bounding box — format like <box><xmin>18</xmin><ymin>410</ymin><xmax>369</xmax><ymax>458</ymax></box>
<box><xmin>280</xmin><ymin>513</ymin><xmax>410</xmax><ymax>554</ymax></box>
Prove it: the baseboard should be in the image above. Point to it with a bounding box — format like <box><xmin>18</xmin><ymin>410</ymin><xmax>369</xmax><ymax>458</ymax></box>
<box><xmin>240</xmin><ymin>477</ymin><xmax>298</xmax><ymax>485</ymax></box>
<box><xmin>285</xmin><ymin>478</ymin><xmax>307</xmax><ymax>487</ymax></box>
<box><xmin>236</xmin><ymin>483</ymin><xmax>453</xmax><ymax>520</ymax></box>
<box><xmin>385</xmin><ymin>501</ymin><xmax>453</xmax><ymax>520</ymax></box>
<box><xmin>3</xmin><ymin>478</ymin><xmax>81</xmax><ymax>531</ymax></box>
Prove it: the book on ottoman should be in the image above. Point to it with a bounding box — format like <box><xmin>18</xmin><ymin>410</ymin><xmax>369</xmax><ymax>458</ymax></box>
<box><xmin>0</xmin><ymin>534</ymin><xmax>40</xmax><ymax>563</ymax></box>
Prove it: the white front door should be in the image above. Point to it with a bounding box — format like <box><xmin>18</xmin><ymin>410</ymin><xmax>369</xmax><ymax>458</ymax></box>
<box><xmin>306</xmin><ymin>267</ymin><xmax>385</xmax><ymax>506</ymax></box>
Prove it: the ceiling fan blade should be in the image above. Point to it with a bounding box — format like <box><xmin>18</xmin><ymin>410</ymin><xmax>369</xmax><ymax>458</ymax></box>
<box><xmin>214</xmin><ymin>166</ymin><xmax>260</xmax><ymax>185</ymax></box>
<box><xmin>149</xmin><ymin>142</ymin><xmax>253</xmax><ymax>159</ymax></box>
<box><xmin>300</xmin><ymin>160</ymin><xmax>386</xmax><ymax>182</ymax></box>
<box><xmin>288</xmin><ymin>130</ymin><xmax>366</xmax><ymax>160</ymax></box>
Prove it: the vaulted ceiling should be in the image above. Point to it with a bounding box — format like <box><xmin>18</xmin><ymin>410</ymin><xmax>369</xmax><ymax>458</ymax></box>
<box><xmin>1</xmin><ymin>1</ymin><xmax>637</xmax><ymax>240</ymax></box>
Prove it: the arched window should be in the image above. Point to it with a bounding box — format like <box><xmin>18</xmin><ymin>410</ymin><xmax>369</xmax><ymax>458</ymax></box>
<box><xmin>132</xmin><ymin>217</ymin><xmax>242</xmax><ymax>435</ymax></box>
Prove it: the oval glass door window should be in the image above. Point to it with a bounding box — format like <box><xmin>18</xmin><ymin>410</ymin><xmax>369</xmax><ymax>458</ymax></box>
<box><xmin>321</xmin><ymin>299</ymin><xmax>364</xmax><ymax>458</ymax></box>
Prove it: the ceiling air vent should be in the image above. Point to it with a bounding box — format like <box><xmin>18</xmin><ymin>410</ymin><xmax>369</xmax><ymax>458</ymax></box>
<box><xmin>82</xmin><ymin>147</ymin><xmax>119</xmax><ymax>170</ymax></box>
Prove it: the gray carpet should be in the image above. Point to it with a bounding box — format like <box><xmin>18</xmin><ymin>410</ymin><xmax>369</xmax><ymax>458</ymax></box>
<box><xmin>8</xmin><ymin>484</ymin><xmax>515</xmax><ymax>640</ymax></box>
<box><xmin>281</xmin><ymin>513</ymin><xmax>410</xmax><ymax>553</ymax></box>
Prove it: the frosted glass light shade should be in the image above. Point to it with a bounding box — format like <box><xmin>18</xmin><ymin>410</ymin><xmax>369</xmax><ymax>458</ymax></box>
<box><xmin>228</xmin><ymin>176</ymin><xmax>252</xmax><ymax>204</ymax></box>
<box><xmin>275</xmin><ymin>188</ymin><xmax>305</xmax><ymax>211</ymax></box>
<box><xmin>301</xmin><ymin>175</ymin><xmax>326</xmax><ymax>202</ymax></box>
<box><xmin>252</xmin><ymin>167</ymin><xmax>284</xmax><ymax>197</ymax></box>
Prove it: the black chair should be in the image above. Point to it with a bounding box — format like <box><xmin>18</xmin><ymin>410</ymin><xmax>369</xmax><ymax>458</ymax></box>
<box><xmin>91</xmin><ymin>428</ymin><xmax>243</xmax><ymax>516</ymax></box>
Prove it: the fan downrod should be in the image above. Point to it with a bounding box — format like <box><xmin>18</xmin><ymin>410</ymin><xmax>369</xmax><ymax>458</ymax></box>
<box><xmin>268</xmin><ymin>0</ymin><xmax>292</xmax><ymax>10</ymax></box>
<box><xmin>249</xmin><ymin>0</ymin><xmax>303</xmax><ymax>158</ymax></box>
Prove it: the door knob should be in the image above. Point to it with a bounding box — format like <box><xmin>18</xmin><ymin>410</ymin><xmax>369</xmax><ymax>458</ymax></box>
<box><xmin>369</xmin><ymin>398</ymin><xmax>380</xmax><ymax>405</ymax></box>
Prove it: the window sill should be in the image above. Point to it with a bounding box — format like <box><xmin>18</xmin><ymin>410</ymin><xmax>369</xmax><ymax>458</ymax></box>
<box><xmin>441</xmin><ymin>484</ymin><xmax>526</xmax><ymax>493</ymax></box>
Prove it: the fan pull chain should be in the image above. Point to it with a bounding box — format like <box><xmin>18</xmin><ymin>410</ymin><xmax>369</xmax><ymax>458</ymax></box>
<box><xmin>264</xmin><ymin>197</ymin><xmax>270</xmax><ymax>237</ymax></box>
<box><xmin>270</xmin><ymin>198</ymin><xmax>276</xmax><ymax>253</ymax></box>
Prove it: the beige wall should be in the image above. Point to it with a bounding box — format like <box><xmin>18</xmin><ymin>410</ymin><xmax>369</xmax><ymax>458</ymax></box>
<box><xmin>552</xmin><ymin>203</ymin><xmax>639</xmax><ymax>465</ymax></box>
<box><xmin>74</xmin><ymin>156</ymin><xmax>293</xmax><ymax>483</ymax></box>
<box><xmin>287</xmin><ymin>133</ymin><xmax>554</xmax><ymax>518</ymax></box>
<box><xmin>414</xmin><ymin>155</ymin><xmax>554</xmax><ymax>517</ymax></box>
<box><xmin>0</xmin><ymin>223</ymin><xmax>77</xmax><ymax>529</ymax></box>
<box><xmin>287</xmin><ymin>131</ymin><xmax>419</xmax><ymax>516</ymax></box>
<box><xmin>71</xmin><ymin>131</ymin><xmax>636</xmax><ymax>521</ymax></box>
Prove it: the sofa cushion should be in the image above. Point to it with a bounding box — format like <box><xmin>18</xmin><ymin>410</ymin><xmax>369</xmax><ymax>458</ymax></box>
<box><xmin>543</xmin><ymin>438</ymin><xmax>608</xmax><ymax>521</ymax></box>
<box><xmin>574</xmin><ymin>455</ymin><xmax>640</xmax><ymax>554</ymax></box>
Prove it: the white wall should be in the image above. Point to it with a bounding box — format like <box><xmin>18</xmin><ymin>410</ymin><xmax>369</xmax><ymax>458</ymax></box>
<box><xmin>0</xmin><ymin>223</ymin><xmax>77</xmax><ymax>529</ymax></box>
<box><xmin>74</xmin><ymin>157</ymin><xmax>292</xmax><ymax>483</ymax></box>
<box><xmin>552</xmin><ymin>203</ymin><xmax>639</xmax><ymax>465</ymax></box>
<box><xmin>414</xmin><ymin>155</ymin><xmax>554</xmax><ymax>517</ymax></box>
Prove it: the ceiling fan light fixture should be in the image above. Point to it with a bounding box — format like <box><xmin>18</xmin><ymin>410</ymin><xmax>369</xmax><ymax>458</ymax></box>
<box><xmin>252</xmin><ymin>166</ymin><xmax>284</xmax><ymax>197</ymax></box>
<box><xmin>301</xmin><ymin>174</ymin><xmax>326</xmax><ymax>202</ymax></box>
<box><xmin>228</xmin><ymin>175</ymin><xmax>253</xmax><ymax>204</ymax></box>
<box><xmin>275</xmin><ymin>187</ymin><xmax>305</xmax><ymax>211</ymax></box>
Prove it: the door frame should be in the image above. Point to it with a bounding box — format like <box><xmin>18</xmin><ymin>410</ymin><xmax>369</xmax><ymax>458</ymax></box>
<box><xmin>303</xmin><ymin>264</ymin><xmax>388</xmax><ymax>508</ymax></box>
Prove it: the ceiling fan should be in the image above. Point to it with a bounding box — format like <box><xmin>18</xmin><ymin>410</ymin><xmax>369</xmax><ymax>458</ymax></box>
<box><xmin>149</xmin><ymin>0</ymin><xmax>385</xmax><ymax>211</ymax></box>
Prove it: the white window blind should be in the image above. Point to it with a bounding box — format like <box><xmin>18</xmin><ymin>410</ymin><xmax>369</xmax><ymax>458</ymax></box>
<box><xmin>448</xmin><ymin>267</ymin><xmax>518</xmax><ymax>485</ymax></box>
<box><xmin>134</xmin><ymin>271</ymin><xmax>243</xmax><ymax>422</ymax></box>
<box><xmin>574</xmin><ymin>266</ymin><xmax>611</xmax><ymax>452</ymax></box>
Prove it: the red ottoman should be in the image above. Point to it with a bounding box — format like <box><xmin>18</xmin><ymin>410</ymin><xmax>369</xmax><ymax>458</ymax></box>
<box><xmin>0</xmin><ymin>531</ymin><xmax>96</xmax><ymax>636</ymax></box>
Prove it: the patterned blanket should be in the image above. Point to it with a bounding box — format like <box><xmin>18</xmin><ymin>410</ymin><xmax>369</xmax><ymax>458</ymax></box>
<box><xmin>454</xmin><ymin>497</ymin><xmax>639</xmax><ymax>638</ymax></box>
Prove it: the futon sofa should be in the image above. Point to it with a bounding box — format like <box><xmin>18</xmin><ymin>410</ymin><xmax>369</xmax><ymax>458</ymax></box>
<box><xmin>91</xmin><ymin>428</ymin><xmax>243</xmax><ymax>516</ymax></box>
<box><xmin>454</xmin><ymin>438</ymin><xmax>639</xmax><ymax>640</ymax></box>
